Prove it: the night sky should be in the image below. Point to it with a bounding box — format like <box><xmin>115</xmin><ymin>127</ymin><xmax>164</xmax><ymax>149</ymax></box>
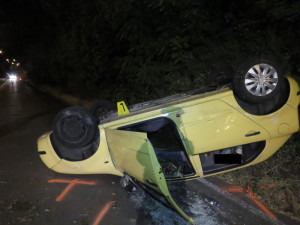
<box><xmin>0</xmin><ymin>0</ymin><xmax>44</xmax><ymax>57</ymax></box>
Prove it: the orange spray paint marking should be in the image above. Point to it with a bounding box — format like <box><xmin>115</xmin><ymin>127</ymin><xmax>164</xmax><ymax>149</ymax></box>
<box><xmin>225</xmin><ymin>184</ymin><xmax>277</xmax><ymax>219</ymax></box>
<box><xmin>48</xmin><ymin>179</ymin><xmax>96</xmax><ymax>185</ymax></box>
<box><xmin>93</xmin><ymin>201</ymin><xmax>116</xmax><ymax>225</ymax></box>
<box><xmin>48</xmin><ymin>179</ymin><xmax>96</xmax><ymax>202</ymax></box>
<box><xmin>247</xmin><ymin>187</ymin><xmax>277</xmax><ymax>219</ymax></box>
<box><xmin>226</xmin><ymin>186</ymin><xmax>244</xmax><ymax>192</ymax></box>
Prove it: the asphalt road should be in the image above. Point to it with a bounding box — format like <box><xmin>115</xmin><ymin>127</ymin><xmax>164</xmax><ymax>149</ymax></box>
<box><xmin>0</xmin><ymin>80</ymin><xmax>298</xmax><ymax>225</ymax></box>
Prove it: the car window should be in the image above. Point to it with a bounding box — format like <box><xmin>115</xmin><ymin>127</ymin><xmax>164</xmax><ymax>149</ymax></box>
<box><xmin>200</xmin><ymin>141</ymin><xmax>266</xmax><ymax>175</ymax></box>
<box><xmin>148</xmin><ymin>123</ymin><xmax>182</xmax><ymax>151</ymax></box>
<box><xmin>119</xmin><ymin>118</ymin><xmax>195</xmax><ymax>179</ymax></box>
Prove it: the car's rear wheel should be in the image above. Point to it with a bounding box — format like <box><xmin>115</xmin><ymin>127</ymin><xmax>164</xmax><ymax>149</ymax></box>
<box><xmin>90</xmin><ymin>100</ymin><xmax>116</xmax><ymax>122</ymax></box>
<box><xmin>233</xmin><ymin>59</ymin><xmax>285</xmax><ymax>103</ymax></box>
<box><xmin>52</xmin><ymin>106</ymin><xmax>97</xmax><ymax>148</ymax></box>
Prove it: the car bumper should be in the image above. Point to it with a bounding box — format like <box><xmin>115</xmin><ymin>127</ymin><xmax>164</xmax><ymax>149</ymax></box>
<box><xmin>37</xmin><ymin>127</ymin><xmax>123</xmax><ymax>177</ymax></box>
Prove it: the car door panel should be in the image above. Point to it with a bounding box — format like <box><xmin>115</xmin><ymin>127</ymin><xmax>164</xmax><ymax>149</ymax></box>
<box><xmin>179</xmin><ymin>100</ymin><xmax>270</xmax><ymax>154</ymax></box>
<box><xmin>105</xmin><ymin>129</ymin><xmax>194</xmax><ymax>224</ymax></box>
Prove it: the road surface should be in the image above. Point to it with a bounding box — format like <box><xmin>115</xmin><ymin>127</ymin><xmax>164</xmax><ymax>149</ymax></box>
<box><xmin>0</xmin><ymin>79</ymin><xmax>298</xmax><ymax>225</ymax></box>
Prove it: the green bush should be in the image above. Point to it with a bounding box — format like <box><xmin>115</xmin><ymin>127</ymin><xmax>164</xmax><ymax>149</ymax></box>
<box><xmin>24</xmin><ymin>0</ymin><xmax>299</xmax><ymax>104</ymax></box>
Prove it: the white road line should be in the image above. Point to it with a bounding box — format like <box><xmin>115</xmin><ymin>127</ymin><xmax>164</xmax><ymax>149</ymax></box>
<box><xmin>197</xmin><ymin>179</ymin><xmax>285</xmax><ymax>225</ymax></box>
<box><xmin>0</xmin><ymin>80</ymin><xmax>9</xmax><ymax>90</ymax></box>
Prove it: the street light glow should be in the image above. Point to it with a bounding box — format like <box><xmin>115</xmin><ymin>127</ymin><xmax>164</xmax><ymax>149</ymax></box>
<box><xmin>0</xmin><ymin>50</ymin><xmax>2</xmax><ymax>54</ymax></box>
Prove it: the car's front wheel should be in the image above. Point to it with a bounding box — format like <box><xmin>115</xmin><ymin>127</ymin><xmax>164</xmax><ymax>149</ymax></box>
<box><xmin>52</xmin><ymin>106</ymin><xmax>97</xmax><ymax>148</ymax></box>
<box><xmin>233</xmin><ymin>59</ymin><xmax>285</xmax><ymax>103</ymax></box>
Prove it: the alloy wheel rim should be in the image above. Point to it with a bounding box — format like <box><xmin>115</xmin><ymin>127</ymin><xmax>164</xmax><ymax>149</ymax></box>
<box><xmin>244</xmin><ymin>63</ymin><xmax>278</xmax><ymax>96</ymax></box>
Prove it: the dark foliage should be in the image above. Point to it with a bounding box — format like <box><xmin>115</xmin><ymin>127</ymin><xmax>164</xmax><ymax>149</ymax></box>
<box><xmin>0</xmin><ymin>0</ymin><xmax>299</xmax><ymax>217</ymax></box>
<box><xmin>1</xmin><ymin>0</ymin><xmax>299</xmax><ymax>103</ymax></box>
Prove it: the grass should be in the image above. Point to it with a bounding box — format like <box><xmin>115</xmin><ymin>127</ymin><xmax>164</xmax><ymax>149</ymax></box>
<box><xmin>218</xmin><ymin>133</ymin><xmax>300</xmax><ymax>218</ymax></box>
<box><xmin>39</xmin><ymin>84</ymin><xmax>93</xmax><ymax>108</ymax></box>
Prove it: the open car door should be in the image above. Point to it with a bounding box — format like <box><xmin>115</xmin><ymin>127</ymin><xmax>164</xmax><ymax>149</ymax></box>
<box><xmin>105</xmin><ymin>129</ymin><xmax>194</xmax><ymax>224</ymax></box>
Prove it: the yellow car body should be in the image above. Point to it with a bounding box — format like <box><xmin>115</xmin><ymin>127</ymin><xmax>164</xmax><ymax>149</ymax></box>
<box><xmin>38</xmin><ymin>77</ymin><xmax>300</xmax><ymax>224</ymax></box>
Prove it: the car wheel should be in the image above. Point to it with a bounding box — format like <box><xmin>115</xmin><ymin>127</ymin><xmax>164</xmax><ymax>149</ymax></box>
<box><xmin>90</xmin><ymin>100</ymin><xmax>116</xmax><ymax>121</ymax></box>
<box><xmin>52</xmin><ymin>106</ymin><xmax>97</xmax><ymax>148</ymax></box>
<box><xmin>207</xmin><ymin>68</ymin><xmax>234</xmax><ymax>86</ymax></box>
<box><xmin>233</xmin><ymin>59</ymin><xmax>284</xmax><ymax>103</ymax></box>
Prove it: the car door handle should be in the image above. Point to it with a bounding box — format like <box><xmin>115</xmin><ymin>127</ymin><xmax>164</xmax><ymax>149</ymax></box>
<box><xmin>245</xmin><ymin>131</ymin><xmax>261</xmax><ymax>137</ymax></box>
<box><xmin>146</xmin><ymin>179</ymin><xmax>158</xmax><ymax>187</ymax></box>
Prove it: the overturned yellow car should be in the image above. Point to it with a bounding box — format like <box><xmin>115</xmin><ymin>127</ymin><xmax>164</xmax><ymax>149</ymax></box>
<box><xmin>38</xmin><ymin>60</ymin><xmax>300</xmax><ymax>224</ymax></box>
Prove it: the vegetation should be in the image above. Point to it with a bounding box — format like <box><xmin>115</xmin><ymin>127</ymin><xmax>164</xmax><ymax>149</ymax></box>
<box><xmin>0</xmin><ymin>0</ymin><xmax>299</xmax><ymax>218</ymax></box>
<box><xmin>1</xmin><ymin>0</ymin><xmax>299</xmax><ymax>103</ymax></box>
<box><xmin>219</xmin><ymin>133</ymin><xmax>300</xmax><ymax>218</ymax></box>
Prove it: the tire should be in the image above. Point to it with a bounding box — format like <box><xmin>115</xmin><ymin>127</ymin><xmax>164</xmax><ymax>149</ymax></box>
<box><xmin>90</xmin><ymin>100</ymin><xmax>116</xmax><ymax>121</ymax></box>
<box><xmin>207</xmin><ymin>68</ymin><xmax>234</xmax><ymax>86</ymax></box>
<box><xmin>233</xmin><ymin>58</ymin><xmax>285</xmax><ymax>103</ymax></box>
<box><xmin>52</xmin><ymin>106</ymin><xmax>97</xmax><ymax>148</ymax></box>
<box><xmin>50</xmin><ymin>137</ymin><xmax>97</xmax><ymax>161</ymax></box>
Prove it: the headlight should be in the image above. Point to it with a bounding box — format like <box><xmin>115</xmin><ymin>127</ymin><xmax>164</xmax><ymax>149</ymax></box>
<box><xmin>9</xmin><ymin>75</ymin><xmax>17</xmax><ymax>81</ymax></box>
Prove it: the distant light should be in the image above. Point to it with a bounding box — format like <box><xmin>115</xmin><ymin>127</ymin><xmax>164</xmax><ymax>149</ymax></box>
<box><xmin>19</xmin><ymin>78</ymin><xmax>22</xmax><ymax>81</ymax></box>
<box><xmin>13</xmin><ymin>59</ymin><xmax>16</xmax><ymax>61</ymax></box>
<box><xmin>0</xmin><ymin>50</ymin><xmax>2</xmax><ymax>54</ymax></box>
<box><xmin>6</xmin><ymin>59</ymin><xmax>9</xmax><ymax>62</ymax></box>
<box><xmin>11</xmin><ymin>62</ymin><xmax>14</xmax><ymax>65</ymax></box>
<box><xmin>16</xmin><ymin>63</ymin><xmax>20</xmax><ymax>66</ymax></box>
<box><xmin>9</xmin><ymin>74</ymin><xmax>17</xmax><ymax>81</ymax></box>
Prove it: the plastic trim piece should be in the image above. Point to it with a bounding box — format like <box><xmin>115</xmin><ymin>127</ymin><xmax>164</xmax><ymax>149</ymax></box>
<box><xmin>245</xmin><ymin>131</ymin><xmax>261</xmax><ymax>137</ymax></box>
